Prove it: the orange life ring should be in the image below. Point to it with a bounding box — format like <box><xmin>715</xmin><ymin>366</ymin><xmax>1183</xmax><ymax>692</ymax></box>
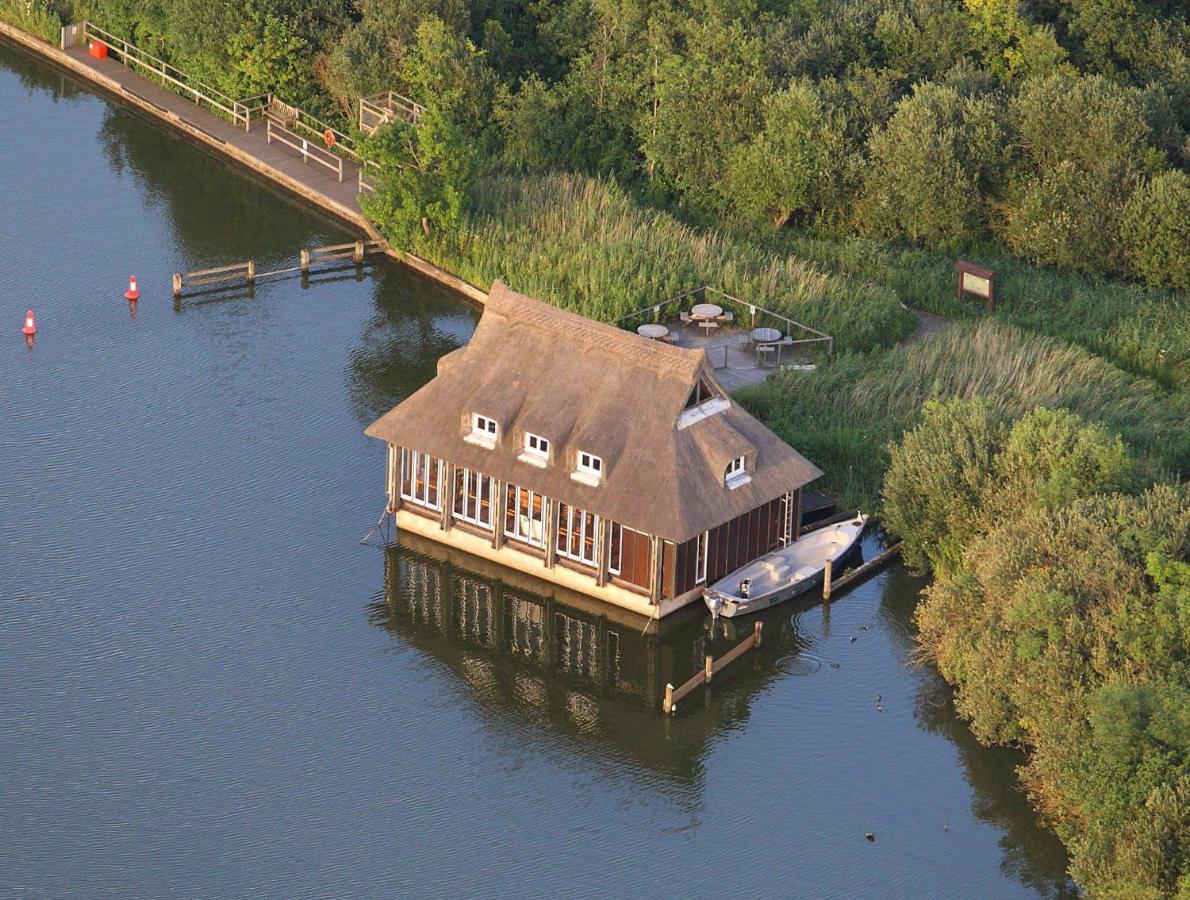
<box><xmin>323</xmin><ymin>129</ymin><xmax>336</xmax><ymax>148</ymax></box>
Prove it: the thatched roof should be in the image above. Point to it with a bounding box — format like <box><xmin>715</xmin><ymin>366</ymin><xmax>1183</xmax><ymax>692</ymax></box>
<box><xmin>366</xmin><ymin>281</ymin><xmax>822</xmax><ymax>542</ymax></box>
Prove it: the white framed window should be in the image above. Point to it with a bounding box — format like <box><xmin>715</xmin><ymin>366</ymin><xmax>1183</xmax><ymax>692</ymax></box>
<box><xmin>453</xmin><ymin>466</ymin><xmax>494</xmax><ymax>530</ymax></box>
<box><xmin>524</xmin><ymin>433</ymin><xmax>550</xmax><ymax>459</ymax></box>
<box><xmin>578</xmin><ymin>452</ymin><xmax>602</xmax><ymax>477</ymax></box>
<box><xmin>725</xmin><ymin>456</ymin><xmax>749</xmax><ymax>487</ymax></box>
<box><xmin>504</xmin><ymin>484</ymin><xmax>546</xmax><ymax>547</ymax></box>
<box><xmin>400</xmin><ymin>448</ymin><xmax>442</xmax><ymax>510</ymax></box>
<box><xmin>608</xmin><ymin>521</ymin><xmax>623</xmax><ymax>575</ymax></box>
<box><xmin>470</xmin><ymin>414</ymin><xmax>498</xmax><ymax>445</ymax></box>
<box><xmin>695</xmin><ymin>530</ymin><xmax>709</xmax><ymax>584</ymax></box>
<box><xmin>557</xmin><ymin>503</ymin><xmax>599</xmax><ymax>568</ymax></box>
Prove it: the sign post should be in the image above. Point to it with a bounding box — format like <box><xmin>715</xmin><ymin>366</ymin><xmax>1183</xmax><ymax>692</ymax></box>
<box><xmin>955</xmin><ymin>261</ymin><xmax>995</xmax><ymax>312</ymax></box>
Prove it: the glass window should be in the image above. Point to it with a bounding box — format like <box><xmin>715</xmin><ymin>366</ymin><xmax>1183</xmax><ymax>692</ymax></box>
<box><xmin>608</xmin><ymin>521</ymin><xmax>623</xmax><ymax>575</ymax></box>
<box><xmin>577</xmin><ymin>451</ymin><xmax>603</xmax><ymax>478</ymax></box>
<box><xmin>471</xmin><ymin>414</ymin><xmax>498</xmax><ymax>441</ymax></box>
<box><xmin>453</xmin><ymin>467</ymin><xmax>493</xmax><ymax>530</ymax></box>
<box><xmin>400</xmin><ymin>448</ymin><xmax>442</xmax><ymax>510</ymax></box>
<box><xmin>504</xmin><ymin>484</ymin><xmax>545</xmax><ymax>547</ymax></box>
<box><xmin>524</xmin><ymin>433</ymin><xmax>550</xmax><ymax>459</ymax></box>
<box><xmin>725</xmin><ymin>456</ymin><xmax>746</xmax><ymax>484</ymax></box>
<box><xmin>695</xmin><ymin>530</ymin><xmax>709</xmax><ymax>583</ymax></box>
<box><xmin>557</xmin><ymin>503</ymin><xmax>599</xmax><ymax>568</ymax></box>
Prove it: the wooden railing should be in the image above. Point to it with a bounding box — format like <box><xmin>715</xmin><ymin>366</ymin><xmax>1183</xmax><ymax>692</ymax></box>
<box><xmin>266</xmin><ymin>119</ymin><xmax>344</xmax><ymax>182</ymax></box>
<box><xmin>81</xmin><ymin>22</ymin><xmax>252</xmax><ymax>130</ymax></box>
<box><xmin>359</xmin><ymin>90</ymin><xmax>424</xmax><ymax>135</ymax></box>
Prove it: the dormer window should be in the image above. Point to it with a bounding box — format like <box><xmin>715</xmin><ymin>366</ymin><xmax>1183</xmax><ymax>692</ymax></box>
<box><xmin>572</xmin><ymin>451</ymin><xmax>603</xmax><ymax>486</ymax></box>
<box><xmin>524</xmin><ymin>433</ymin><xmax>549</xmax><ymax>459</ymax></box>
<box><xmin>725</xmin><ymin>456</ymin><xmax>750</xmax><ymax>488</ymax></box>
<box><xmin>468</xmin><ymin>413</ymin><xmax>498</xmax><ymax>447</ymax></box>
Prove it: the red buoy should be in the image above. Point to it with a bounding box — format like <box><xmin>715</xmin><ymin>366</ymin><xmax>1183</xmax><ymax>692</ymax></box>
<box><xmin>124</xmin><ymin>276</ymin><xmax>139</xmax><ymax>301</ymax></box>
<box><xmin>21</xmin><ymin>310</ymin><xmax>36</xmax><ymax>336</ymax></box>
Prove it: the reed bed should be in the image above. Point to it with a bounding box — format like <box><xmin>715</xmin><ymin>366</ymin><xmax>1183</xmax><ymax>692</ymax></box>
<box><xmin>738</xmin><ymin>320</ymin><xmax>1188</xmax><ymax>510</ymax></box>
<box><xmin>778</xmin><ymin>234</ymin><xmax>1189</xmax><ymax>390</ymax></box>
<box><xmin>431</xmin><ymin>174</ymin><xmax>913</xmax><ymax>353</ymax></box>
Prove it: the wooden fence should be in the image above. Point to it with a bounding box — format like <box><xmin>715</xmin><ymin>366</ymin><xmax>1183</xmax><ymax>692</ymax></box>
<box><xmin>662</xmin><ymin>621</ymin><xmax>762</xmax><ymax>714</ymax></box>
<box><xmin>80</xmin><ymin>22</ymin><xmax>253</xmax><ymax>130</ymax></box>
<box><xmin>359</xmin><ymin>90</ymin><xmax>424</xmax><ymax>135</ymax></box>
<box><xmin>266</xmin><ymin>119</ymin><xmax>344</xmax><ymax>182</ymax></box>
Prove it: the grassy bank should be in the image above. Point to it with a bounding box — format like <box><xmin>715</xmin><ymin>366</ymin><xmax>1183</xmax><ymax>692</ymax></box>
<box><xmin>775</xmin><ymin>233</ymin><xmax>1189</xmax><ymax>390</ymax></box>
<box><xmin>737</xmin><ymin>320</ymin><xmax>1188</xmax><ymax>511</ymax></box>
<box><xmin>424</xmin><ymin>174</ymin><xmax>915</xmax><ymax>354</ymax></box>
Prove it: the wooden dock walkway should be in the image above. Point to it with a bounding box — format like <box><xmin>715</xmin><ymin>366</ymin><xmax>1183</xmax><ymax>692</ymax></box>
<box><xmin>60</xmin><ymin>43</ymin><xmax>369</xmax><ymax>226</ymax></box>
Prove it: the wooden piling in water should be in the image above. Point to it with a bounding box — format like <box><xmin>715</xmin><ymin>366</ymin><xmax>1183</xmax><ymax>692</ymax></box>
<box><xmin>663</xmin><ymin>621</ymin><xmax>764</xmax><ymax>714</ymax></box>
<box><xmin>823</xmin><ymin>558</ymin><xmax>832</xmax><ymax>600</ymax></box>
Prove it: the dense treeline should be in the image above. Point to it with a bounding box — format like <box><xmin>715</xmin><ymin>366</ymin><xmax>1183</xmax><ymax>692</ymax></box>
<box><xmin>11</xmin><ymin>0</ymin><xmax>1186</xmax><ymax>289</ymax></box>
<box><xmin>882</xmin><ymin>399</ymin><xmax>1188</xmax><ymax>896</ymax></box>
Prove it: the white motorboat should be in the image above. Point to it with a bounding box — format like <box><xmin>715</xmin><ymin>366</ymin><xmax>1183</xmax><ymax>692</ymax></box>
<box><xmin>703</xmin><ymin>514</ymin><xmax>868</xmax><ymax>619</ymax></box>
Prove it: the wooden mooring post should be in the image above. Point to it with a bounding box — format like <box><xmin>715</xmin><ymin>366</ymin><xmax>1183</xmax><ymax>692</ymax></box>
<box><xmin>823</xmin><ymin>558</ymin><xmax>832</xmax><ymax>600</ymax></box>
<box><xmin>663</xmin><ymin>621</ymin><xmax>763</xmax><ymax>714</ymax></box>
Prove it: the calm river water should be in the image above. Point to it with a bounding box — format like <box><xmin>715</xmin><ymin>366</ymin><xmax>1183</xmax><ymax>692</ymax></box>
<box><xmin>0</xmin><ymin>40</ymin><xmax>1076</xmax><ymax>898</ymax></box>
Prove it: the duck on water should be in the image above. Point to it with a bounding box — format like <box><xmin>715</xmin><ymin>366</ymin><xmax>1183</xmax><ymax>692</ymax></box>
<box><xmin>704</xmin><ymin>515</ymin><xmax>869</xmax><ymax>619</ymax></box>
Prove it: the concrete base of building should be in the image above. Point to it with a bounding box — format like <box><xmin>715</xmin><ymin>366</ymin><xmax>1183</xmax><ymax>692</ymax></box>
<box><xmin>396</xmin><ymin>510</ymin><xmax>704</xmax><ymax>621</ymax></box>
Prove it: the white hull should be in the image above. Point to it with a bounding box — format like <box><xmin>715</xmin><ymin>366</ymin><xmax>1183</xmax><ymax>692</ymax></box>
<box><xmin>704</xmin><ymin>515</ymin><xmax>868</xmax><ymax>618</ymax></box>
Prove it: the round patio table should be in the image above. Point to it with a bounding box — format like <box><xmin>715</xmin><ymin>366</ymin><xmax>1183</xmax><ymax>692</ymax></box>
<box><xmin>690</xmin><ymin>303</ymin><xmax>723</xmax><ymax>320</ymax></box>
<box><xmin>751</xmin><ymin>327</ymin><xmax>782</xmax><ymax>343</ymax></box>
<box><xmin>637</xmin><ymin>323</ymin><xmax>669</xmax><ymax>339</ymax></box>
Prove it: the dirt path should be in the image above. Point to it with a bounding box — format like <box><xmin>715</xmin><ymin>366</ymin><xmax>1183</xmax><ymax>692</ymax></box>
<box><xmin>901</xmin><ymin>305</ymin><xmax>953</xmax><ymax>345</ymax></box>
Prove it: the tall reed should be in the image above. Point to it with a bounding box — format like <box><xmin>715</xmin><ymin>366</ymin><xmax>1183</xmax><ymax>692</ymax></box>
<box><xmin>427</xmin><ymin>174</ymin><xmax>914</xmax><ymax>353</ymax></box>
<box><xmin>738</xmin><ymin>321</ymin><xmax>1188</xmax><ymax>510</ymax></box>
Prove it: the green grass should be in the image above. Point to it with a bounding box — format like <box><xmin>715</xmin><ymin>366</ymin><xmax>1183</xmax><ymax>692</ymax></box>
<box><xmin>737</xmin><ymin>320</ymin><xmax>1189</xmax><ymax>511</ymax></box>
<box><xmin>426</xmin><ymin>173</ymin><xmax>915</xmax><ymax>353</ymax></box>
<box><xmin>774</xmin><ymin>233</ymin><xmax>1190</xmax><ymax>390</ymax></box>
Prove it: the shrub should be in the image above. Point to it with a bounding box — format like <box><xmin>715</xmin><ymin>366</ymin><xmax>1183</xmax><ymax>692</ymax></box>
<box><xmin>1121</xmin><ymin>170</ymin><xmax>1190</xmax><ymax>291</ymax></box>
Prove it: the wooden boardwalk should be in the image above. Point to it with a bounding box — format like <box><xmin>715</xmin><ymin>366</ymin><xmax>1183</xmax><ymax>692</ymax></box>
<box><xmin>60</xmin><ymin>43</ymin><xmax>370</xmax><ymax>228</ymax></box>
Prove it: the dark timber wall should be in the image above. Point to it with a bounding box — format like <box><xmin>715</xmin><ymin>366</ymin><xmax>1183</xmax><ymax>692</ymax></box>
<box><xmin>663</xmin><ymin>491</ymin><xmax>795</xmax><ymax>598</ymax></box>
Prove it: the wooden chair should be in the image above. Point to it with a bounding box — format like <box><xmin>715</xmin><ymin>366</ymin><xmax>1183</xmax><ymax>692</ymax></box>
<box><xmin>679</xmin><ymin>311</ymin><xmax>693</xmax><ymax>327</ymax></box>
<box><xmin>756</xmin><ymin>344</ymin><xmax>776</xmax><ymax>367</ymax></box>
<box><xmin>720</xmin><ymin>311</ymin><xmax>735</xmax><ymax>324</ymax></box>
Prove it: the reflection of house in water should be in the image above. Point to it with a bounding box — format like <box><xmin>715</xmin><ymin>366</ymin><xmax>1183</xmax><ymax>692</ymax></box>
<box><xmin>373</xmin><ymin>531</ymin><xmax>811</xmax><ymax>780</ymax></box>
<box><xmin>366</xmin><ymin>282</ymin><xmax>824</xmax><ymax>621</ymax></box>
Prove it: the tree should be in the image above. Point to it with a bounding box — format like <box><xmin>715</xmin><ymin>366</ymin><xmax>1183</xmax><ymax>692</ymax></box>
<box><xmin>361</xmin><ymin>110</ymin><xmax>476</xmax><ymax>252</ymax></box>
<box><xmin>862</xmin><ymin>82</ymin><xmax>1003</xmax><ymax>247</ymax></box>
<box><xmin>881</xmin><ymin>398</ymin><xmax>1003</xmax><ymax>574</ymax></box>
<box><xmin>1000</xmin><ymin>73</ymin><xmax>1161</xmax><ymax>274</ymax></box>
<box><xmin>723</xmin><ymin>81</ymin><xmax>845</xmax><ymax>229</ymax></box>
<box><xmin>640</xmin><ymin>17</ymin><xmax>771</xmax><ymax>213</ymax></box>
<box><xmin>1121</xmin><ymin>170</ymin><xmax>1190</xmax><ymax>290</ymax></box>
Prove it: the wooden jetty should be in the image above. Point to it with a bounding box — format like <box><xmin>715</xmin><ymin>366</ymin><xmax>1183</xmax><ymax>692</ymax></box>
<box><xmin>823</xmin><ymin>541</ymin><xmax>903</xmax><ymax>600</ymax></box>
<box><xmin>663</xmin><ymin>622</ymin><xmax>763</xmax><ymax>714</ymax></box>
<box><xmin>173</xmin><ymin>240</ymin><xmax>389</xmax><ymax>298</ymax></box>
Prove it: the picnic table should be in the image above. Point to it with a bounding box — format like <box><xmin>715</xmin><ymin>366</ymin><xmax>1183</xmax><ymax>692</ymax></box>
<box><xmin>637</xmin><ymin>323</ymin><xmax>669</xmax><ymax>340</ymax></box>
<box><xmin>690</xmin><ymin>303</ymin><xmax>723</xmax><ymax>320</ymax></box>
<box><xmin>751</xmin><ymin>327</ymin><xmax>782</xmax><ymax>344</ymax></box>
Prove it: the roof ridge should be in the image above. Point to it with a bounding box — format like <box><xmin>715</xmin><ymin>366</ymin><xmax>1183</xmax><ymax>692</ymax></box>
<box><xmin>487</xmin><ymin>281</ymin><xmax>703</xmax><ymax>382</ymax></box>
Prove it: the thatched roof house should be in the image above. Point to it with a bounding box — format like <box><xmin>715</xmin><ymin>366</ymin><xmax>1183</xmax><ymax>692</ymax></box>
<box><xmin>367</xmin><ymin>281</ymin><xmax>823</xmax><ymax>619</ymax></box>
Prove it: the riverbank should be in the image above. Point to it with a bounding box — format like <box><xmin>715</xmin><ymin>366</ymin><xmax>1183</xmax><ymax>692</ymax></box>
<box><xmin>0</xmin><ymin>20</ymin><xmax>488</xmax><ymax>307</ymax></box>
